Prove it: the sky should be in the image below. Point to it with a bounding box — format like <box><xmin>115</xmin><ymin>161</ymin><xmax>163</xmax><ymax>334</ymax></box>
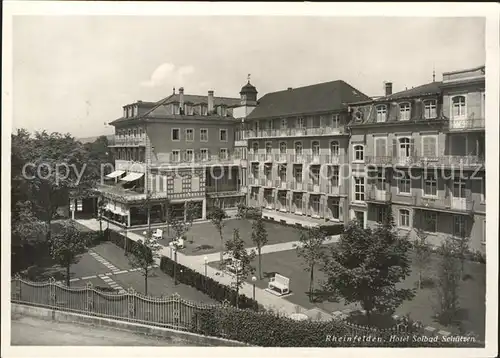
<box><xmin>12</xmin><ymin>16</ymin><xmax>485</xmax><ymax>138</ymax></box>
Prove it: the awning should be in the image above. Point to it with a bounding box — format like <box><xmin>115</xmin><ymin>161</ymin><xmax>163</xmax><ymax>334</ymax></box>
<box><xmin>120</xmin><ymin>172</ymin><xmax>144</xmax><ymax>182</ymax></box>
<box><xmin>105</xmin><ymin>170</ymin><xmax>125</xmax><ymax>179</ymax></box>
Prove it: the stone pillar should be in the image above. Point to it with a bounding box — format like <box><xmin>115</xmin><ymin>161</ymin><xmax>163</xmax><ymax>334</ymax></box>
<box><xmin>202</xmin><ymin>198</ymin><xmax>207</xmax><ymax>220</ymax></box>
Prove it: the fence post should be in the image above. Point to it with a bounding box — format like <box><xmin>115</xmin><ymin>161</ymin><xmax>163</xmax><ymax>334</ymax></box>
<box><xmin>13</xmin><ymin>274</ymin><xmax>21</xmax><ymax>301</ymax></box>
<box><xmin>127</xmin><ymin>287</ymin><xmax>135</xmax><ymax>320</ymax></box>
<box><xmin>49</xmin><ymin>277</ymin><xmax>56</xmax><ymax>306</ymax></box>
<box><xmin>86</xmin><ymin>282</ymin><xmax>94</xmax><ymax>313</ymax></box>
<box><xmin>172</xmin><ymin>293</ymin><xmax>180</xmax><ymax>330</ymax></box>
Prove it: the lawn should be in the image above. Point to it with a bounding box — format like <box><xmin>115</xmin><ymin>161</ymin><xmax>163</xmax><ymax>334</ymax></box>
<box><xmin>220</xmin><ymin>248</ymin><xmax>485</xmax><ymax>339</ymax></box>
<box><xmin>130</xmin><ymin>219</ymin><xmax>307</xmax><ymax>256</ymax></box>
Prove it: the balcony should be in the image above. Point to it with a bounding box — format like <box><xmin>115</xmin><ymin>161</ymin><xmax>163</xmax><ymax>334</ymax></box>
<box><xmin>263</xmin><ymin>178</ymin><xmax>274</xmax><ymax>187</ymax></box>
<box><xmin>165</xmin><ymin>153</ymin><xmax>242</xmax><ymax>167</ymax></box>
<box><xmin>365</xmin><ymin>189</ymin><xmax>392</xmax><ymax>204</ymax></box>
<box><xmin>413</xmin><ymin>194</ymin><xmax>474</xmax><ymax>214</ymax></box>
<box><xmin>448</xmin><ymin>118</ymin><xmax>485</xmax><ymax>131</ymax></box>
<box><xmin>245</xmin><ymin>126</ymin><xmax>345</xmax><ymax>139</ymax></box>
<box><xmin>274</xmin><ymin>153</ymin><xmax>288</xmax><ymax>163</ymax></box>
<box><xmin>109</xmin><ymin>136</ymin><xmax>146</xmax><ymax>147</ymax></box>
<box><xmin>365</xmin><ymin>156</ymin><xmax>393</xmax><ymax>166</ymax></box>
<box><xmin>391</xmin><ymin>155</ymin><xmax>484</xmax><ymax>169</ymax></box>
<box><xmin>248</xmin><ymin>177</ymin><xmax>260</xmax><ymax>186</ymax></box>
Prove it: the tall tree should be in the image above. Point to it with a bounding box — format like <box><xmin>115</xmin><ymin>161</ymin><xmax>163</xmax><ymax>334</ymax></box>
<box><xmin>296</xmin><ymin>226</ymin><xmax>327</xmax><ymax>302</ymax></box>
<box><xmin>127</xmin><ymin>231</ymin><xmax>161</xmax><ymax>295</ymax></box>
<box><xmin>435</xmin><ymin>238</ymin><xmax>462</xmax><ymax>327</ymax></box>
<box><xmin>449</xmin><ymin>235</ymin><xmax>470</xmax><ymax>280</ymax></box>
<box><xmin>48</xmin><ymin>220</ymin><xmax>89</xmax><ymax>286</ymax></box>
<box><xmin>167</xmin><ymin>200</ymin><xmax>198</xmax><ymax>241</ymax></box>
<box><xmin>251</xmin><ymin>217</ymin><xmax>268</xmax><ymax>279</ymax></box>
<box><xmin>207</xmin><ymin>205</ymin><xmax>228</xmax><ymax>266</ymax></box>
<box><xmin>225</xmin><ymin>229</ymin><xmax>256</xmax><ymax>308</ymax></box>
<box><xmin>413</xmin><ymin>228</ymin><xmax>432</xmax><ymax>290</ymax></box>
<box><xmin>321</xmin><ymin>210</ymin><xmax>415</xmax><ymax>323</ymax></box>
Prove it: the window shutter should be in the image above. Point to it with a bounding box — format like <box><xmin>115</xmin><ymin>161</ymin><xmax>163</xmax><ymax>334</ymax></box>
<box><xmin>392</xmin><ymin>139</ymin><xmax>398</xmax><ymax>157</ymax></box>
<box><xmin>320</xmin><ymin>196</ymin><xmax>325</xmax><ymax>218</ymax></box>
<box><xmin>338</xmin><ymin>200</ymin><xmax>344</xmax><ymax>222</ymax></box>
<box><xmin>258</xmin><ymin>188</ymin><xmax>264</xmax><ymax>207</ymax></box>
<box><xmin>410</xmin><ymin>138</ymin><xmax>416</xmax><ymax>156</ymax></box>
<box><xmin>302</xmin><ymin>195</ymin><xmax>308</xmax><ymax>215</ymax></box>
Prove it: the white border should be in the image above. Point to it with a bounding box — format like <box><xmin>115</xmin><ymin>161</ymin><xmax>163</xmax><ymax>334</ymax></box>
<box><xmin>2</xmin><ymin>2</ymin><xmax>499</xmax><ymax>358</ymax></box>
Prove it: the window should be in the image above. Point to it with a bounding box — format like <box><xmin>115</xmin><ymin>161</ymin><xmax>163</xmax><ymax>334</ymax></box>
<box><xmin>281</xmin><ymin>118</ymin><xmax>287</xmax><ymax>130</ymax></box>
<box><xmin>294</xmin><ymin>165</ymin><xmax>302</xmax><ymax>183</ymax></box>
<box><xmin>423</xmin><ymin>212</ymin><xmax>437</xmax><ymax>233</ymax></box>
<box><xmin>376</xmin><ymin>207</ymin><xmax>387</xmax><ymax>223</ymax></box>
<box><xmin>186</xmin><ymin>149</ymin><xmax>194</xmax><ymax>162</ymax></box>
<box><xmin>295</xmin><ymin>141</ymin><xmax>303</xmax><ymax>155</ymax></box>
<box><xmin>310</xmin><ymin>166</ymin><xmax>320</xmax><ymax>185</ymax></box>
<box><xmin>312</xmin><ymin>141</ymin><xmax>320</xmax><ymax>156</ymax></box>
<box><xmin>252</xmin><ymin>142</ymin><xmax>259</xmax><ymax>153</ymax></box>
<box><xmin>330</xmin><ymin>141</ymin><xmax>339</xmax><ymax>157</ymax></box>
<box><xmin>374</xmin><ymin>137</ymin><xmax>387</xmax><ymax>157</ymax></box>
<box><xmin>294</xmin><ymin>194</ymin><xmax>302</xmax><ymax>211</ymax></box>
<box><xmin>133</xmin><ymin>129</ymin><xmax>137</xmax><ymax>137</ymax></box>
<box><xmin>297</xmin><ymin>117</ymin><xmax>304</xmax><ymax>129</ymax></box>
<box><xmin>354</xmin><ymin>177</ymin><xmax>365</xmax><ymax>201</ymax></box>
<box><xmin>453</xmin><ymin>216</ymin><xmax>467</xmax><ymax>238</ymax></box>
<box><xmin>353</xmin><ymin>145</ymin><xmax>364</xmax><ymax>162</ymax></box>
<box><xmin>452</xmin><ymin>179</ymin><xmax>465</xmax><ymax>198</ymax></box>
<box><xmin>452</xmin><ymin>96</ymin><xmax>466</xmax><ymax>118</ymax></box>
<box><xmin>332</xmin><ymin>114</ymin><xmax>340</xmax><ymax>128</ymax></box>
<box><xmin>375</xmin><ymin>169</ymin><xmax>386</xmax><ymax>191</ymax></box>
<box><xmin>399</xmin><ymin>209</ymin><xmax>410</xmax><ymax>227</ymax></box>
<box><xmin>201</xmin><ymin>149</ymin><xmax>208</xmax><ymax>161</ymax></box>
<box><xmin>376</xmin><ymin>105</ymin><xmax>387</xmax><ymax>122</ymax></box>
<box><xmin>397</xmin><ymin>172</ymin><xmax>411</xmax><ymax>194</ymax></box>
<box><xmin>399</xmin><ymin>103</ymin><xmax>411</xmax><ymax>121</ymax></box>
<box><xmin>267</xmin><ymin>120</ymin><xmax>273</xmax><ymax>129</ymax></box>
<box><xmin>399</xmin><ymin>137</ymin><xmax>412</xmax><ymax>157</ymax></box>
<box><xmin>171</xmin><ymin>150</ymin><xmax>180</xmax><ymax>162</ymax></box>
<box><xmin>266</xmin><ymin>142</ymin><xmax>272</xmax><ymax>154</ymax></box>
<box><xmin>219</xmin><ymin>129</ymin><xmax>227</xmax><ymax>142</ymax></box>
<box><xmin>200</xmin><ymin>129</ymin><xmax>208</xmax><ymax>142</ymax></box>
<box><xmin>424</xmin><ymin>173</ymin><xmax>437</xmax><ymax>196</ymax></box>
<box><xmin>279</xmin><ymin>164</ymin><xmax>287</xmax><ymax>181</ymax></box>
<box><xmin>310</xmin><ymin>196</ymin><xmax>320</xmax><ymax>216</ymax></box>
<box><xmin>330</xmin><ymin>166</ymin><xmax>339</xmax><ymax>187</ymax></box>
<box><xmin>172</xmin><ymin>128</ymin><xmax>180</xmax><ymax>141</ymax></box>
<box><xmin>424</xmin><ymin>100</ymin><xmax>437</xmax><ymax>119</ymax></box>
<box><xmin>421</xmin><ymin>136</ymin><xmax>437</xmax><ymax>158</ymax></box>
<box><xmin>139</xmin><ymin>128</ymin><xmax>143</xmax><ymax>137</ymax></box>
<box><xmin>185</xmin><ymin>128</ymin><xmax>194</xmax><ymax>142</ymax></box>
<box><xmin>331</xmin><ymin>200</ymin><xmax>340</xmax><ymax>219</ymax></box>
<box><xmin>280</xmin><ymin>142</ymin><xmax>287</xmax><ymax>154</ymax></box>
<box><xmin>219</xmin><ymin>148</ymin><xmax>228</xmax><ymax>160</ymax></box>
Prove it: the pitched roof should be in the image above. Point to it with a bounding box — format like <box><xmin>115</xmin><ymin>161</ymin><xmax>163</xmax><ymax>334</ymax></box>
<box><xmin>376</xmin><ymin>81</ymin><xmax>442</xmax><ymax>102</ymax></box>
<box><xmin>157</xmin><ymin>94</ymin><xmax>240</xmax><ymax>107</ymax></box>
<box><xmin>246</xmin><ymin>80</ymin><xmax>371</xmax><ymax>120</ymax></box>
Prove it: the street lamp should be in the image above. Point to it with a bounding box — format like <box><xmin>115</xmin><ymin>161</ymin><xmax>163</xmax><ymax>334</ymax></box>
<box><xmin>251</xmin><ymin>276</ymin><xmax>257</xmax><ymax>301</ymax></box>
<box><xmin>172</xmin><ymin>245</ymin><xmax>178</xmax><ymax>286</ymax></box>
<box><xmin>204</xmin><ymin>256</ymin><xmax>208</xmax><ymax>276</ymax></box>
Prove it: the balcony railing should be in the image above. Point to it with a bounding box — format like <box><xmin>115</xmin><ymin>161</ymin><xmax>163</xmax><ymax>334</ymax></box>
<box><xmin>448</xmin><ymin>118</ymin><xmax>485</xmax><ymax>131</ymax></box>
<box><xmin>110</xmin><ymin>137</ymin><xmax>147</xmax><ymax>146</ymax></box>
<box><xmin>365</xmin><ymin>156</ymin><xmax>393</xmax><ymax>166</ymax></box>
<box><xmin>413</xmin><ymin>194</ymin><xmax>474</xmax><ymax>213</ymax></box>
<box><xmin>274</xmin><ymin>153</ymin><xmax>288</xmax><ymax>162</ymax></box>
<box><xmin>245</xmin><ymin>126</ymin><xmax>345</xmax><ymax>139</ymax></box>
<box><xmin>248</xmin><ymin>177</ymin><xmax>260</xmax><ymax>186</ymax></box>
<box><xmin>263</xmin><ymin>178</ymin><xmax>274</xmax><ymax>187</ymax></box>
<box><xmin>307</xmin><ymin>183</ymin><xmax>321</xmax><ymax>193</ymax></box>
<box><xmin>365</xmin><ymin>189</ymin><xmax>392</xmax><ymax>203</ymax></box>
<box><xmin>166</xmin><ymin>153</ymin><xmax>242</xmax><ymax>166</ymax></box>
<box><xmin>325</xmin><ymin>184</ymin><xmax>343</xmax><ymax>196</ymax></box>
<box><xmin>290</xmin><ymin>181</ymin><xmax>305</xmax><ymax>191</ymax></box>
<box><xmin>377</xmin><ymin>155</ymin><xmax>485</xmax><ymax>168</ymax></box>
<box><xmin>274</xmin><ymin>179</ymin><xmax>289</xmax><ymax>190</ymax></box>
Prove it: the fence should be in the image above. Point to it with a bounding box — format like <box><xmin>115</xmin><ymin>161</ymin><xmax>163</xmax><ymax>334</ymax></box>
<box><xmin>11</xmin><ymin>276</ymin><xmax>217</xmax><ymax>333</ymax></box>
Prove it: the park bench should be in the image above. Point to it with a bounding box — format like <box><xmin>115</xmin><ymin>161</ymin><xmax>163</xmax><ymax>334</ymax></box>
<box><xmin>268</xmin><ymin>273</ymin><xmax>290</xmax><ymax>296</ymax></box>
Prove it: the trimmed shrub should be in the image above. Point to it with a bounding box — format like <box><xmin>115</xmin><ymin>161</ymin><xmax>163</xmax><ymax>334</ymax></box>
<box><xmin>160</xmin><ymin>256</ymin><xmax>259</xmax><ymax>310</ymax></box>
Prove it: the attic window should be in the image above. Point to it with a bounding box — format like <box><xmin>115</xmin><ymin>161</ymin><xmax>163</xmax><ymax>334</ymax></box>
<box><xmin>376</xmin><ymin>105</ymin><xmax>387</xmax><ymax>123</ymax></box>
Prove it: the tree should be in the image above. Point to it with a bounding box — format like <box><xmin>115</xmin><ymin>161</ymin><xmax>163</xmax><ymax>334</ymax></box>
<box><xmin>236</xmin><ymin>203</ymin><xmax>261</xmax><ymax>221</ymax></box>
<box><xmin>167</xmin><ymin>200</ymin><xmax>198</xmax><ymax>241</ymax></box>
<box><xmin>251</xmin><ymin>217</ymin><xmax>268</xmax><ymax>279</ymax></box>
<box><xmin>321</xmin><ymin>210</ymin><xmax>415</xmax><ymax>323</ymax></box>
<box><xmin>97</xmin><ymin>195</ymin><xmax>109</xmax><ymax>235</ymax></box>
<box><xmin>225</xmin><ymin>229</ymin><xmax>256</xmax><ymax>308</ymax></box>
<box><xmin>413</xmin><ymin>228</ymin><xmax>432</xmax><ymax>289</ymax></box>
<box><xmin>127</xmin><ymin>231</ymin><xmax>161</xmax><ymax>295</ymax></box>
<box><xmin>207</xmin><ymin>205</ymin><xmax>228</xmax><ymax>266</ymax></box>
<box><xmin>435</xmin><ymin>238</ymin><xmax>462</xmax><ymax>328</ymax></box>
<box><xmin>449</xmin><ymin>235</ymin><xmax>470</xmax><ymax>280</ymax></box>
<box><xmin>296</xmin><ymin>226</ymin><xmax>327</xmax><ymax>302</ymax></box>
<box><xmin>48</xmin><ymin>220</ymin><xmax>89</xmax><ymax>286</ymax></box>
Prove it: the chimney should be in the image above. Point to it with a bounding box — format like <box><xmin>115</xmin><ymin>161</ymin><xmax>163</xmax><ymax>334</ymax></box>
<box><xmin>208</xmin><ymin>90</ymin><xmax>214</xmax><ymax>114</ymax></box>
<box><xmin>385</xmin><ymin>82</ymin><xmax>393</xmax><ymax>96</ymax></box>
<box><xmin>179</xmin><ymin>87</ymin><xmax>184</xmax><ymax>114</ymax></box>
<box><xmin>287</xmin><ymin>87</ymin><xmax>293</xmax><ymax>91</ymax></box>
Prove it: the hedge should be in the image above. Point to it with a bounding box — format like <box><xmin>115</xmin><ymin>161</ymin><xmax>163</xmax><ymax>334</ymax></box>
<box><xmin>160</xmin><ymin>256</ymin><xmax>259</xmax><ymax>310</ymax></box>
<box><xmin>192</xmin><ymin>306</ymin><xmax>484</xmax><ymax>347</ymax></box>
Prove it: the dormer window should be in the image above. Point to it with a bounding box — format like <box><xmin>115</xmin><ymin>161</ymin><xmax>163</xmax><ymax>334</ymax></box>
<box><xmin>297</xmin><ymin>117</ymin><xmax>304</xmax><ymax>129</ymax></box>
<box><xmin>376</xmin><ymin>105</ymin><xmax>387</xmax><ymax>122</ymax></box>
<box><xmin>423</xmin><ymin>100</ymin><xmax>437</xmax><ymax>119</ymax></box>
<box><xmin>399</xmin><ymin>103</ymin><xmax>411</xmax><ymax>121</ymax></box>
<box><xmin>452</xmin><ymin>96</ymin><xmax>466</xmax><ymax>119</ymax></box>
